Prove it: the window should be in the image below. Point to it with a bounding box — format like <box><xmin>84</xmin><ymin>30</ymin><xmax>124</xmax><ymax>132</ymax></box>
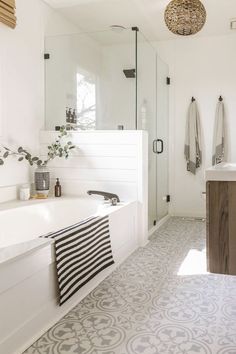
<box><xmin>76</xmin><ymin>71</ymin><xmax>96</xmax><ymax>130</ymax></box>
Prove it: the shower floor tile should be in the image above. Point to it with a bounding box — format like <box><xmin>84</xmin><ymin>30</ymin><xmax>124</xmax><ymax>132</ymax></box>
<box><xmin>24</xmin><ymin>218</ymin><xmax>236</xmax><ymax>354</ymax></box>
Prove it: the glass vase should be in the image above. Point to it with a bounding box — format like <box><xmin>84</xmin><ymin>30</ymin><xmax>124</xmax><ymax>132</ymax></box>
<box><xmin>34</xmin><ymin>165</ymin><xmax>50</xmax><ymax>198</ymax></box>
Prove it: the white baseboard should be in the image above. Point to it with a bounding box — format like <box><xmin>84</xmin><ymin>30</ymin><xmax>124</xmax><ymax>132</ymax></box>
<box><xmin>148</xmin><ymin>214</ymin><xmax>170</xmax><ymax>237</ymax></box>
<box><xmin>170</xmin><ymin>212</ymin><xmax>206</xmax><ymax>219</ymax></box>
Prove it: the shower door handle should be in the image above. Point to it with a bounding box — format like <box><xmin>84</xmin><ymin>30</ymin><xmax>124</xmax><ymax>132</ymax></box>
<box><xmin>153</xmin><ymin>139</ymin><xmax>164</xmax><ymax>154</ymax></box>
<box><xmin>157</xmin><ymin>139</ymin><xmax>164</xmax><ymax>154</ymax></box>
<box><xmin>152</xmin><ymin>139</ymin><xmax>158</xmax><ymax>153</ymax></box>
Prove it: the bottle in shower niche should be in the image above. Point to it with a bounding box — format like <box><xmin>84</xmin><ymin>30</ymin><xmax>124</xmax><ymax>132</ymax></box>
<box><xmin>34</xmin><ymin>165</ymin><xmax>50</xmax><ymax>198</ymax></box>
<box><xmin>66</xmin><ymin>107</ymin><xmax>71</xmax><ymax>123</ymax></box>
<box><xmin>72</xmin><ymin>109</ymin><xmax>77</xmax><ymax>125</ymax></box>
<box><xmin>55</xmin><ymin>178</ymin><xmax>62</xmax><ymax>197</ymax></box>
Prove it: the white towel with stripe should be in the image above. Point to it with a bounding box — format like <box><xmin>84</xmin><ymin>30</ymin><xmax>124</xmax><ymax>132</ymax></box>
<box><xmin>212</xmin><ymin>100</ymin><xmax>227</xmax><ymax>165</ymax></box>
<box><xmin>184</xmin><ymin>100</ymin><xmax>202</xmax><ymax>174</ymax></box>
<box><xmin>43</xmin><ymin>215</ymin><xmax>114</xmax><ymax>305</ymax></box>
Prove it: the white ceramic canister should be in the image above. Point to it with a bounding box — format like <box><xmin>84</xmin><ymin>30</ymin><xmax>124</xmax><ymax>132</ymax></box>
<box><xmin>19</xmin><ymin>184</ymin><xmax>31</xmax><ymax>201</ymax></box>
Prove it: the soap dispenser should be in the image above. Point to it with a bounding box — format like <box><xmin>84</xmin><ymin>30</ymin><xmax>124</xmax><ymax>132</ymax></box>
<box><xmin>55</xmin><ymin>178</ymin><xmax>62</xmax><ymax>197</ymax></box>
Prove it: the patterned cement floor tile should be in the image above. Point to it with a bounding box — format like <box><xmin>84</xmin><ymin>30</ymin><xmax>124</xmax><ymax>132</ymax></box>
<box><xmin>24</xmin><ymin>218</ymin><xmax>236</xmax><ymax>354</ymax></box>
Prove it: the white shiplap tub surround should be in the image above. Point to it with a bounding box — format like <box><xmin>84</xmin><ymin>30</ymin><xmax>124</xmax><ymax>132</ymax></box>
<box><xmin>0</xmin><ymin>198</ymin><xmax>138</xmax><ymax>354</ymax></box>
<box><xmin>0</xmin><ymin>130</ymin><xmax>148</xmax><ymax>354</ymax></box>
<box><xmin>40</xmin><ymin>130</ymin><xmax>148</xmax><ymax>247</ymax></box>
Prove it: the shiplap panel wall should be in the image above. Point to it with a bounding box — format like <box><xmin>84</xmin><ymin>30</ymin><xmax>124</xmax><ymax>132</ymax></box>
<box><xmin>40</xmin><ymin>131</ymin><xmax>143</xmax><ymax>199</ymax></box>
<box><xmin>39</xmin><ymin>130</ymin><xmax>148</xmax><ymax>245</ymax></box>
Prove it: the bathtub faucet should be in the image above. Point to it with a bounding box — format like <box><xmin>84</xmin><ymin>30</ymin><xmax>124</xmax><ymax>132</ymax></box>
<box><xmin>87</xmin><ymin>190</ymin><xmax>120</xmax><ymax>203</ymax></box>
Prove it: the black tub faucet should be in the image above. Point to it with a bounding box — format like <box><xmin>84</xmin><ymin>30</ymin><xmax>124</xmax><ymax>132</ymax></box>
<box><xmin>87</xmin><ymin>190</ymin><xmax>120</xmax><ymax>203</ymax></box>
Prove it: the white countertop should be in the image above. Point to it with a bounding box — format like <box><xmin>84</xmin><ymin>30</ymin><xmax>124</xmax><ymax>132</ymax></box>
<box><xmin>206</xmin><ymin>163</ymin><xmax>236</xmax><ymax>181</ymax></box>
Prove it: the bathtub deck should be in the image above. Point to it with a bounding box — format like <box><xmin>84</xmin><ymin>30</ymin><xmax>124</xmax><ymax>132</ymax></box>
<box><xmin>0</xmin><ymin>239</ymin><xmax>53</xmax><ymax>266</ymax></box>
<box><xmin>24</xmin><ymin>218</ymin><xmax>236</xmax><ymax>354</ymax></box>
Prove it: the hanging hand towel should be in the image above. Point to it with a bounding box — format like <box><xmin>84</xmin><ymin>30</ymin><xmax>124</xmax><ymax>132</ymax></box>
<box><xmin>184</xmin><ymin>99</ymin><xmax>202</xmax><ymax>174</ymax></box>
<box><xmin>212</xmin><ymin>98</ymin><xmax>227</xmax><ymax>165</ymax></box>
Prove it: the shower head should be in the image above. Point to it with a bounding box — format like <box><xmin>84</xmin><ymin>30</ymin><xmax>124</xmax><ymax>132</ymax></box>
<box><xmin>110</xmin><ymin>25</ymin><xmax>126</xmax><ymax>33</ymax></box>
<box><xmin>123</xmin><ymin>69</ymin><xmax>136</xmax><ymax>78</ymax></box>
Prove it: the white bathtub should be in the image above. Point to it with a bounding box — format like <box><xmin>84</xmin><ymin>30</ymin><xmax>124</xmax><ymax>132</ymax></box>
<box><xmin>0</xmin><ymin>197</ymin><xmax>116</xmax><ymax>248</ymax></box>
<box><xmin>0</xmin><ymin>197</ymin><xmax>138</xmax><ymax>354</ymax></box>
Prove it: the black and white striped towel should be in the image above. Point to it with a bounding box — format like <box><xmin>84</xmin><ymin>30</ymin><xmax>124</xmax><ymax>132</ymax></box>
<box><xmin>43</xmin><ymin>215</ymin><xmax>114</xmax><ymax>305</ymax></box>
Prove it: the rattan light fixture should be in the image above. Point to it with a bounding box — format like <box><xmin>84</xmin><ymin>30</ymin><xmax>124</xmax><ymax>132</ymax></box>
<box><xmin>164</xmin><ymin>0</ymin><xmax>206</xmax><ymax>36</ymax></box>
<box><xmin>0</xmin><ymin>0</ymin><xmax>16</xmax><ymax>29</ymax></box>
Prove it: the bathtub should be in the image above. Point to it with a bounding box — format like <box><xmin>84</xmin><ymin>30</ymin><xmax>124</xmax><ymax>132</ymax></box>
<box><xmin>0</xmin><ymin>197</ymin><xmax>138</xmax><ymax>354</ymax></box>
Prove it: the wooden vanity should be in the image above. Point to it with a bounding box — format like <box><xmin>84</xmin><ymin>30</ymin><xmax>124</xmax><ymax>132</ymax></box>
<box><xmin>206</xmin><ymin>163</ymin><xmax>236</xmax><ymax>275</ymax></box>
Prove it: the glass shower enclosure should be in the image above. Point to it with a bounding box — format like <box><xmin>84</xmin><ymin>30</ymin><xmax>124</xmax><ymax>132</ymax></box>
<box><xmin>45</xmin><ymin>28</ymin><xmax>136</xmax><ymax>131</ymax></box>
<box><xmin>44</xmin><ymin>27</ymin><xmax>169</xmax><ymax>229</ymax></box>
<box><xmin>136</xmin><ymin>33</ymin><xmax>169</xmax><ymax>228</ymax></box>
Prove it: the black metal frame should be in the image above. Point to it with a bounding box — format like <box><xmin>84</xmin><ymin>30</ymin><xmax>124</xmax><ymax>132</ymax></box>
<box><xmin>132</xmin><ymin>27</ymin><xmax>139</xmax><ymax>130</ymax></box>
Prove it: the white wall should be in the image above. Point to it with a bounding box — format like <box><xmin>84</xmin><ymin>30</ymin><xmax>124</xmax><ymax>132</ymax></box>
<box><xmin>156</xmin><ymin>34</ymin><xmax>236</xmax><ymax>217</ymax></box>
<box><xmin>0</xmin><ymin>0</ymin><xmax>45</xmax><ymax>189</ymax></box>
<box><xmin>0</xmin><ymin>0</ymin><xmax>79</xmax><ymax>201</ymax></box>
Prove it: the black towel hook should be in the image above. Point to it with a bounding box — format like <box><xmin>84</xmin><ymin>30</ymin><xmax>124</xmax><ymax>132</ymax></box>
<box><xmin>191</xmin><ymin>96</ymin><xmax>195</xmax><ymax>102</ymax></box>
<box><xmin>219</xmin><ymin>95</ymin><xmax>223</xmax><ymax>102</ymax></box>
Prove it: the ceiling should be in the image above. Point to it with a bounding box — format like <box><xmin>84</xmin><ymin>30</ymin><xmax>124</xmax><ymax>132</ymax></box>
<box><xmin>44</xmin><ymin>0</ymin><xmax>236</xmax><ymax>43</ymax></box>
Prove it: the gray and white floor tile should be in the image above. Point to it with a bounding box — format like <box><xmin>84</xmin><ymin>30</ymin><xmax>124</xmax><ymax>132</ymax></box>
<box><xmin>24</xmin><ymin>218</ymin><xmax>236</xmax><ymax>354</ymax></box>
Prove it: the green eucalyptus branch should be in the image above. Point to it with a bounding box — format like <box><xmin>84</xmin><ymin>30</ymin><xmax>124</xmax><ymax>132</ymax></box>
<box><xmin>0</xmin><ymin>126</ymin><xmax>76</xmax><ymax>167</ymax></box>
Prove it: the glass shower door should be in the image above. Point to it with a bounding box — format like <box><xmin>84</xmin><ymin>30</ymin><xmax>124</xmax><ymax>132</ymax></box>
<box><xmin>146</xmin><ymin>52</ymin><xmax>169</xmax><ymax>228</ymax></box>
<box><xmin>136</xmin><ymin>35</ymin><xmax>158</xmax><ymax>229</ymax></box>
<box><xmin>133</xmin><ymin>31</ymin><xmax>169</xmax><ymax>229</ymax></box>
<box><xmin>156</xmin><ymin>55</ymin><xmax>169</xmax><ymax>221</ymax></box>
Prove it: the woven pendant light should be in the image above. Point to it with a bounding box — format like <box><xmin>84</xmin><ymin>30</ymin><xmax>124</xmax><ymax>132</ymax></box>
<box><xmin>164</xmin><ymin>0</ymin><xmax>206</xmax><ymax>36</ymax></box>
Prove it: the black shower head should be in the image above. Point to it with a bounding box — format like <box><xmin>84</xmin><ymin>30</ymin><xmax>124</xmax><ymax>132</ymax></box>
<box><xmin>123</xmin><ymin>69</ymin><xmax>136</xmax><ymax>78</ymax></box>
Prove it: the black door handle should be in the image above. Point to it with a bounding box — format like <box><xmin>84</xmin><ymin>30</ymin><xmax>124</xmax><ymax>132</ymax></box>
<box><xmin>157</xmin><ymin>139</ymin><xmax>164</xmax><ymax>154</ymax></box>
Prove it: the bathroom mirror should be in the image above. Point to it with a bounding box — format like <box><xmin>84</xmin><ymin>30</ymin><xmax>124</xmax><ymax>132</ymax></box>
<box><xmin>44</xmin><ymin>29</ymin><xmax>137</xmax><ymax>130</ymax></box>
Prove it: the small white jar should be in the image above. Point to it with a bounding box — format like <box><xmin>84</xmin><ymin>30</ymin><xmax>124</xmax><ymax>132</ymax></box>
<box><xmin>19</xmin><ymin>184</ymin><xmax>30</xmax><ymax>201</ymax></box>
